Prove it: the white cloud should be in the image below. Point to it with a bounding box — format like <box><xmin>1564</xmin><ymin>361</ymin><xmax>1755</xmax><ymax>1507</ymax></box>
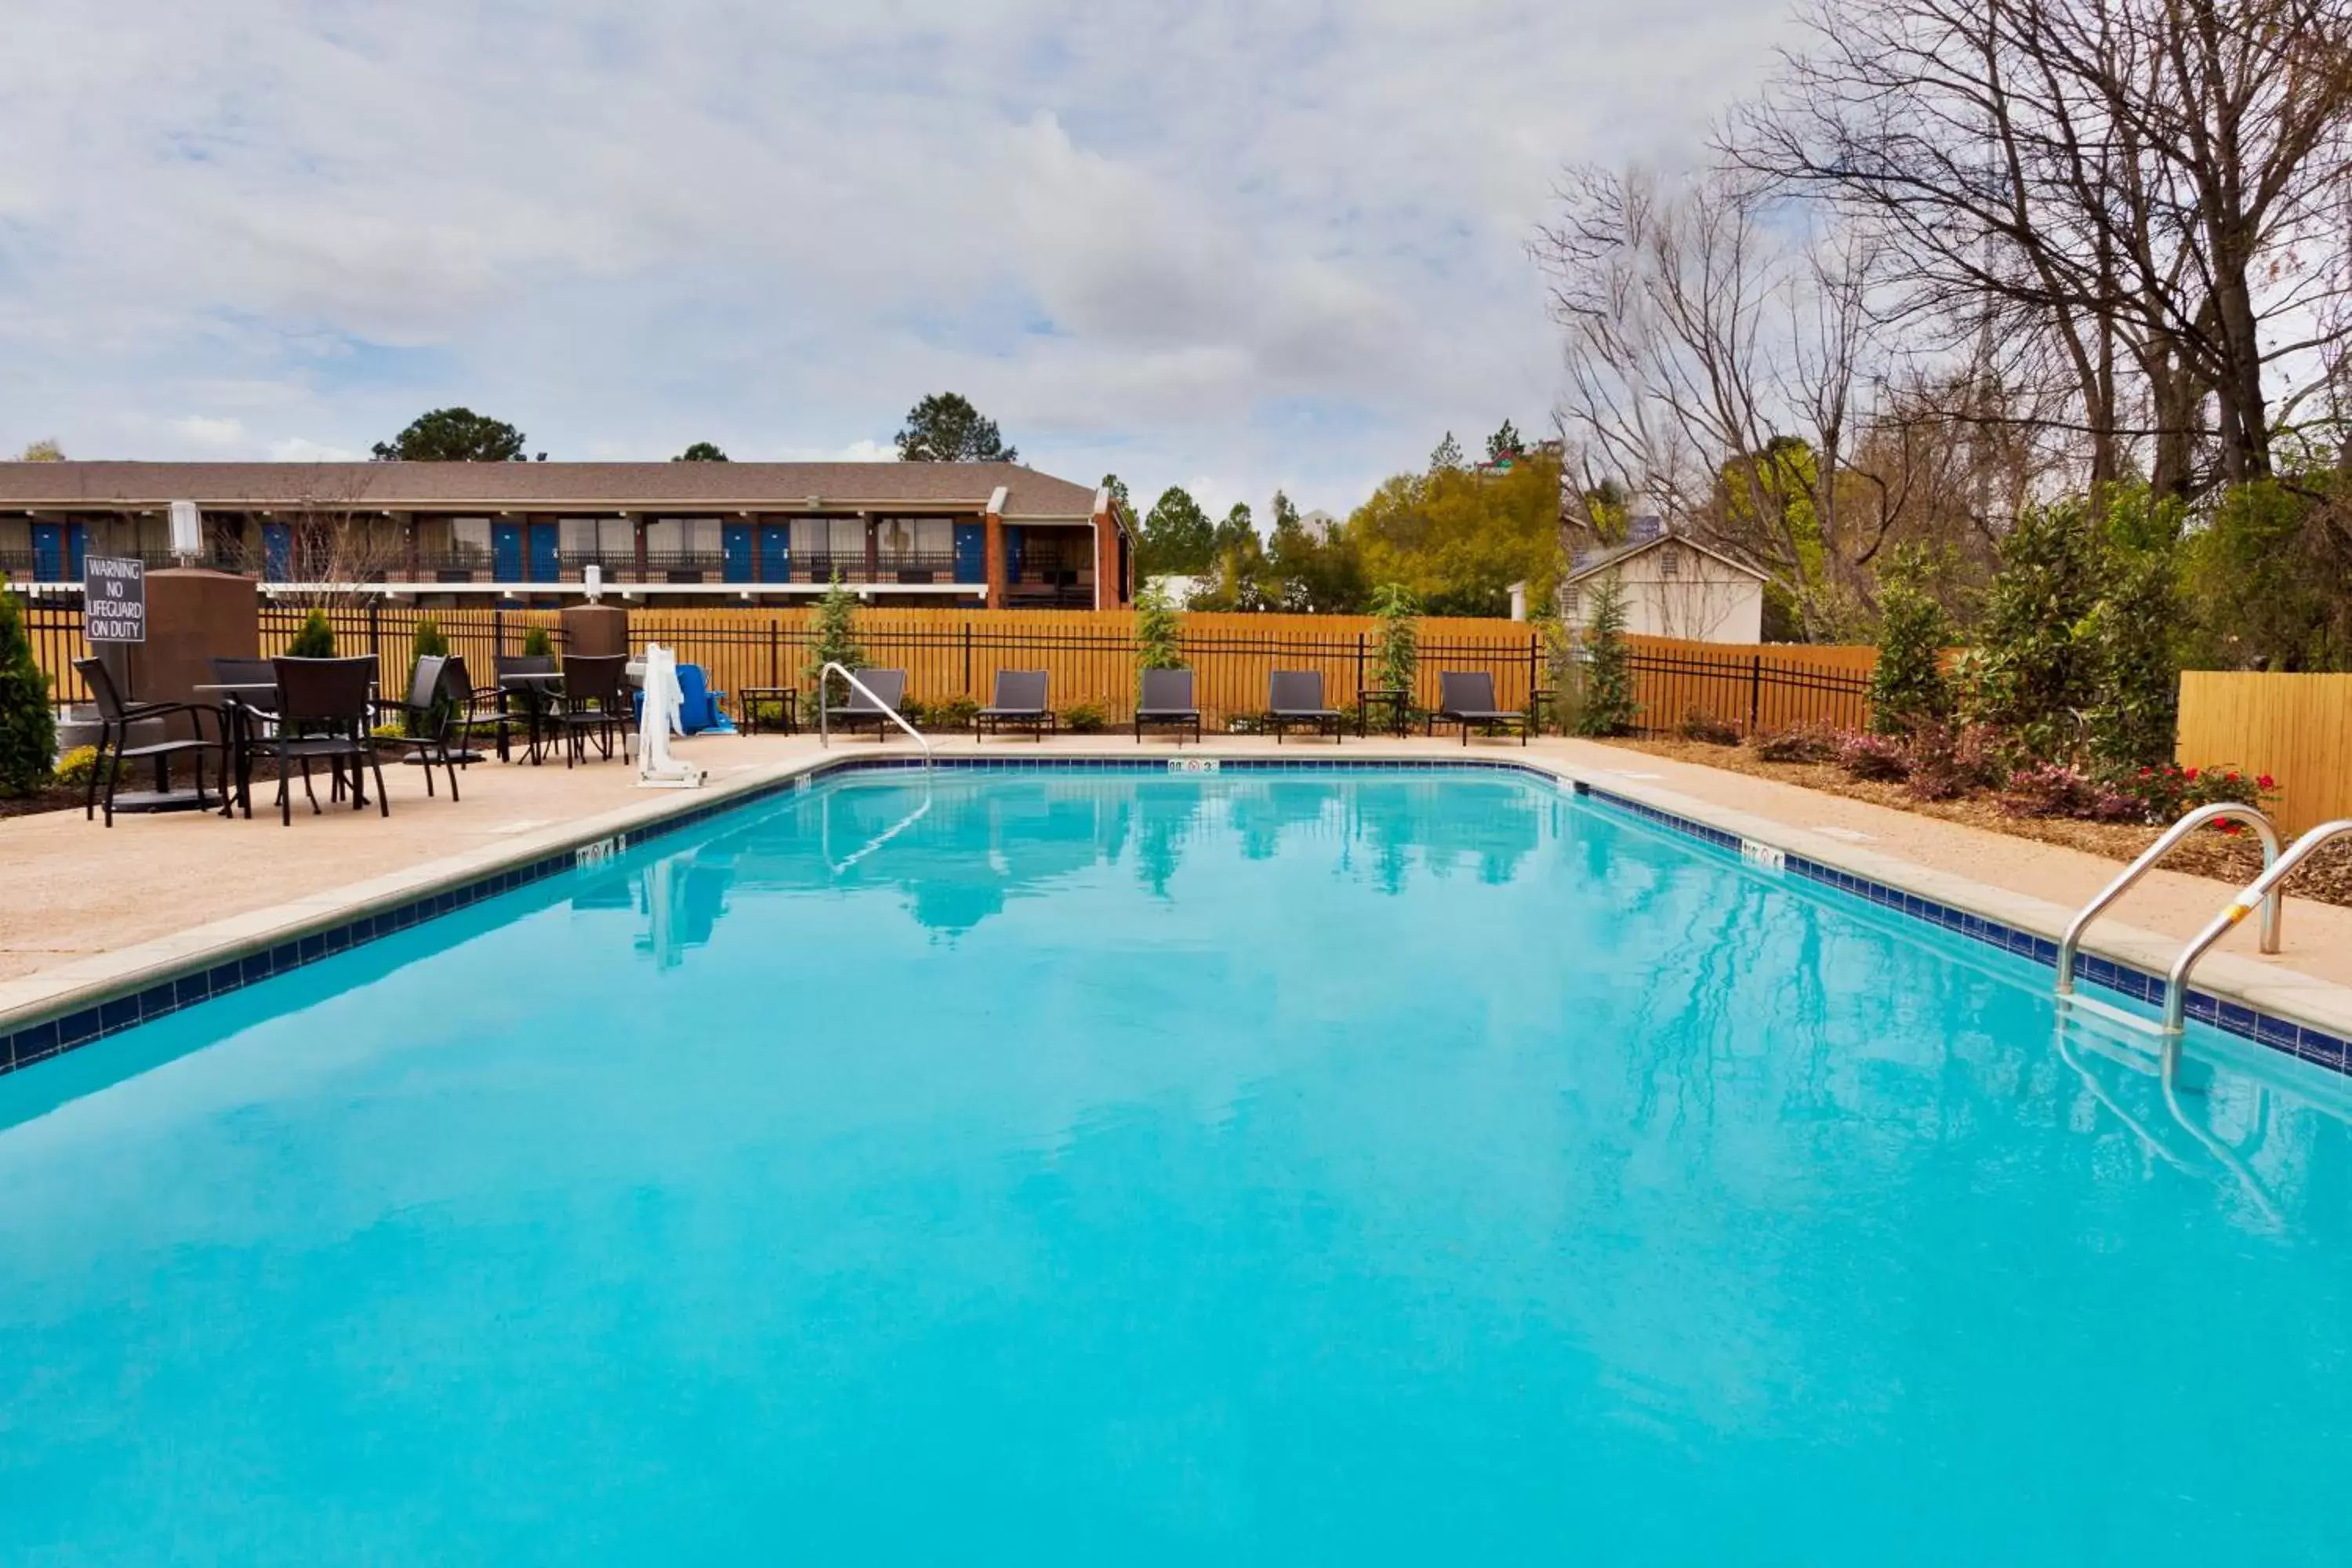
<box><xmin>0</xmin><ymin>0</ymin><xmax>1795</xmax><ymax>517</ymax></box>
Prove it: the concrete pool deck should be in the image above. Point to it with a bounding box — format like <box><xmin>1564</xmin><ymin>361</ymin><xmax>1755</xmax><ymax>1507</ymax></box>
<box><xmin>3</xmin><ymin>731</ymin><xmax>2348</xmax><ymax>1064</ymax></box>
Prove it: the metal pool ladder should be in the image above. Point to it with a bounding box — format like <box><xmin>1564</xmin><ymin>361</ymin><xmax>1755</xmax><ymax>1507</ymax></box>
<box><xmin>815</xmin><ymin>661</ymin><xmax>932</xmax><ymax>767</ymax></box>
<box><xmin>2057</xmin><ymin>804</ymin><xmax>2282</xmax><ymax>1014</ymax></box>
<box><xmin>2158</xmin><ymin>818</ymin><xmax>2352</xmax><ymax>1036</ymax></box>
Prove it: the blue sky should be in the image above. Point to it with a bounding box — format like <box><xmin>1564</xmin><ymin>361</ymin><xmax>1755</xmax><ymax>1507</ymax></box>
<box><xmin>0</xmin><ymin>0</ymin><xmax>1791</xmax><ymax>520</ymax></box>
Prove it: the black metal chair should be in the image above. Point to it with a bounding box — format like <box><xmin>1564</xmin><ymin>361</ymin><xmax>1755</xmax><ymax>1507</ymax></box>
<box><xmin>976</xmin><ymin>670</ymin><xmax>1055</xmax><ymax>742</ymax></box>
<box><xmin>548</xmin><ymin>653</ymin><xmax>632</xmax><ymax>767</ymax></box>
<box><xmin>371</xmin><ymin>653</ymin><xmax>469</xmax><ymax>799</ymax></box>
<box><xmin>1428</xmin><ymin>670</ymin><xmax>1532</xmax><ymax>746</ymax></box>
<box><xmin>479</xmin><ymin>653</ymin><xmax>557</xmax><ymax>763</ymax></box>
<box><xmin>71</xmin><ymin>658</ymin><xmax>223</xmax><ymax>826</ymax></box>
<box><xmin>822</xmin><ymin>668</ymin><xmax>908</xmax><ymax>742</ymax></box>
<box><xmin>209</xmin><ymin>656</ymin><xmax>281</xmax><ymax>819</ymax></box>
<box><xmin>270</xmin><ymin>656</ymin><xmax>390</xmax><ymax>826</ymax></box>
<box><xmin>1266</xmin><ymin>670</ymin><xmax>1343</xmax><ymax>743</ymax></box>
<box><xmin>1134</xmin><ymin>668</ymin><xmax>1201</xmax><ymax>745</ymax></box>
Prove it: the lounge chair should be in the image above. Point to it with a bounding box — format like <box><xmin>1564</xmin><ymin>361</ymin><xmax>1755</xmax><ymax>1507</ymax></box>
<box><xmin>372</xmin><ymin>653</ymin><xmax>471</xmax><ymax>799</ymax></box>
<box><xmin>823</xmin><ymin>668</ymin><xmax>908</xmax><ymax>742</ymax></box>
<box><xmin>977</xmin><ymin>670</ymin><xmax>1055</xmax><ymax>742</ymax></box>
<box><xmin>1429</xmin><ymin>670</ymin><xmax>1533</xmax><ymax>746</ymax></box>
<box><xmin>269</xmin><ymin>655</ymin><xmax>390</xmax><ymax>826</ymax></box>
<box><xmin>71</xmin><ymin>657</ymin><xmax>223</xmax><ymax>826</ymax></box>
<box><xmin>1134</xmin><ymin>668</ymin><xmax>1201</xmax><ymax>745</ymax></box>
<box><xmin>1266</xmin><ymin>670</ymin><xmax>1342</xmax><ymax>743</ymax></box>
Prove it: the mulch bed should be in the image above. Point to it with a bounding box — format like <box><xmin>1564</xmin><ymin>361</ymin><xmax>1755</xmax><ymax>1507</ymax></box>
<box><xmin>1607</xmin><ymin>738</ymin><xmax>2352</xmax><ymax>910</ymax></box>
<box><xmin>0</xmin><ymin>786</ymin><xmax>86</xmax><ymax>821</ymax></box>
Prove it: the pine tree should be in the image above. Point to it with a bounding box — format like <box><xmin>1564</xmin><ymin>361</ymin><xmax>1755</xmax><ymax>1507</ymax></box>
<box><xmin>1573</xmin><ymin>577</ymin><xmax>1637</xmax><ymax>737</ymax></box>
<box><xmin>1369</xmin><ymin>583</ymin><xmax>1420</xmax><ymax>694</ymax></box>
<box><xmin>806</xmin><ymin>573</ymin><xmax>866</xmax><ymax>710</ymax></box>
<box><xmin>1486</xmin><ymin>420</ymin><xmax>1526</xmax><ymax>464</ymax></box>
<box><xmin>0</xmin><ymin>590</ymin><xmax>57</xmax><ymax>796</ymax></box>
<box><xmin>1135</xmin><ymin>582</ymin><xmax>1185</xmax><ymax>670</ymax></box>
<box><xmin>1429</xmin><ymin>432</ymin><xmax>1465</xmax><ymax>471</ymax></box>
<box><xmin>286</xmin><ymin>608</ymin><xmax>336</xmax><ymax>657</ymax></box>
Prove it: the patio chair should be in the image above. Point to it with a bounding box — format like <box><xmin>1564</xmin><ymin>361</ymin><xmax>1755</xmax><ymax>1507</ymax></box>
<box><xmin>1428</xmin><ymin>670</ymin><xmax>1533</xmax><ymax>746</ymax></box>
<box><xmin>822</xmin><ymin>668</ymin><xmax>908</xmax><ymax>742</ymax></box>
<box><xmin>1266</xmin><ymin>670</ymin><xmax>1343</xmax><ymax>744</ymax></box>
<box><xmin>209</xmin><ymin>656</ymin><xmax>281</xmax><ymax>819</ymax></box>
<box><xmin>71</xmin><ymin>657</ymin><xmax>223</xmax><ymax>826</ymax></box>
<box><xmin>977</xmin><ymin>670</ymin><xmax>1055</xmax><ymax>742</ymax></box>
<box><xmin>372</xmin><ymin>653</ymin><xmax>470</xmax><ymax>800</ymax></box>
<box><xmin>674</xmin><ymin>663</ymin><xmax>732</xmax><ymax>734</ymax></box>
<box><xmin>269</xmin><ymin>655</ymin><xmax>389</xmax><ymax>826</ymax></box>
<box><xmin>477</xmin><ymin>653</ymin><xmax>557</xmax><ymax>763</ymax></box>
<box><xmin>548</xmin><ymin>653</ymin><xmax>633</xmax><ymax>768</ymax></box>
<box><xmin>1134</xmin><ymin>668</ymin><xmax>1202</xmax><ymax>745</ymax></box>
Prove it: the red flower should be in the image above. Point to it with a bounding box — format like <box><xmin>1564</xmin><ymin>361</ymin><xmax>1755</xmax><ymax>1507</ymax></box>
<box><xmin>2185</xmin><ymin>768</ymin><xmax>2200</xmax><ymax>780</ymax></box>
<box><xmin>2258</xmin><ymin>775</ymin><xmax>2276</xmax><ymax>791</ymax></box>
<box><xmin>2226</xmin><ymin>771</ymin><xmax>2241</xmax><ymax>782</ymax></box>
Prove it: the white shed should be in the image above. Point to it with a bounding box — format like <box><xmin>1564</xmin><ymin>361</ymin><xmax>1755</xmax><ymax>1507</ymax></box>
<box><xmin>1561</xmin><ymin>530</ymin><xmax>1766</xmax><ymax>644</ymax></box>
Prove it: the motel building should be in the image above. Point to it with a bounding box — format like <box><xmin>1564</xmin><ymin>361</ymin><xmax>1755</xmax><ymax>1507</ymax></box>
<box><xmin>0</xmin><ymin>461</ymin><xmax>1134</xmax><ymax>611</ymax></box>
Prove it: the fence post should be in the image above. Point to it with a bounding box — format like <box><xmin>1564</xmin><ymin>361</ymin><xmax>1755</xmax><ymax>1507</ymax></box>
<box><xmin>368</xmin><ymin>601</ymin><xmax>382</xmax><ymax>669</ymax></box>
<box><xmin>493</xmin><ymin>606</ymin><xmax>504</xmax><ymax>655</ymax></box>
<box><xmin>964</xmin><ymin>622</ymin><xmax>973</xmax><ymax>697</ymax></box>
<box><xmin>1355</xmin><ymin>633</ymin><xmax>1365</xmax><ymax>699</ymax></box>
<box><xmin>768</xmin><ymin>618</ymin><xmax>780</xmax><ymax>688</ymax></box>
<box><xmin>1530</xmin><ymin>633</ymin><xmax>1541</xmax><ymax>717</ymax></box>
<box><xmin>1748</xmin><ymin>655</ymin><xmax>1762</xmax><ymax>735</ymax></box>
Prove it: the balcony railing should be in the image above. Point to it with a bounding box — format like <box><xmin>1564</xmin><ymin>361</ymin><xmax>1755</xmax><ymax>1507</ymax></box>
<box><xmin>1</xmin><ymin>546</ymin><xmax>246</xmax><ymax>582</ymax></box>
<box><xmin>387</xmin><ymin>550</ymin><xmax>977</xmax><ymax>587</ymax></box>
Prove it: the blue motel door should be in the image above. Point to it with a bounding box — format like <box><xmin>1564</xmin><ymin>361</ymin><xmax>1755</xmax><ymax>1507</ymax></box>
<box><xmin>953</xmin><ymin>521</ymin><xmax>985</xmax><ymax>584</ymax></box>
<box><xmin>32</xmin><ymin>523</ymin><xmax>79</xmax><ymax>582</ymax></box>
<box><xmin>758</xmin><ymin>524</ymin><xmax>791</xmax><ymax>583</ymax></box>
<box><xmin>261</xmin><ymin>522</ymin><xmax>292</xmax><ymax>582</ymax></box>
<box><xmin>492</xmin><ymin>522</ymin><xmax>523</xmax><ymax>582</ymax></box>
<box><xmin>722</xmin><ymin>524</ymin><xmax>753</xmax><ymax>584</ymax></box>
<box><xmin>527</xmin><ymin>524</ymin><xmax>559</xmax><ymax>583</ymax></box>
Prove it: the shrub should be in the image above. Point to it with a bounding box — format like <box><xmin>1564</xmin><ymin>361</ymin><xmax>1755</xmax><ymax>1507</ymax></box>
<box><xmin>2002</xmin><ymin>760</ymin><xmax>2098</xmax><ymax>818</ymax></box>
<box><xmin>927</xmin><ymin>696</ymin><xmax>981</xmax><ymax>731</ymax></box>
<box><xmin>1867</xmin><ymin>544</ymin><xmax>1955</xmax><ymax>735</ymax></box>
<box><xmin>1899</xmin><ymin>723</ymin><xmax>2004</xmax><ymax>802</ymax></box>
<box><xmin>286</xmin><ymin>608</ymin><xmax>337</xmax><ymax>658</ymax></box>
<box><xmin>1754</xmin><ymin>723</ymin><xmax>1842</xmax><ymax>764</ymax></box>
<box><xmin>2105</xmin><ymin>763</ymin><xmax>2274</xmax><ymax>823</ymax></box>
<box><xmin>51</xmin><ymin>743</ymin><xmax>116</xmax><ymax>789</ymax></box>
<box><xmin>1967</xmin><ymin>501</ymin><xmax>2101</xmax><ymax>760</ymax></box>
<box><xmin>521</xmin><ymin>624</ymin><xmax>554</xmax><ymax>658</ymax></box>
<box><xmin>1573</xmin><ymin>577</ymin><xmax>1637</xmax><ymax>738</ymax></box>
<box><xmin>1837</xmin><ymin>730</ymin><xmax>1909</xmax><ymax>782</ymax></box>
<box><xmin>805</xmin><ymin>573</ymin><xmax>865</xmax><ymax>706</ymax></box>
<box><xmin>2082</xmin><ymin>545</ymin><xmax>2183</xmax><ymax>771</ymax></box>
<box><xmin>0</xmin><ymin>590</ymin><xmax>57</xmax><ymax>796</ymax></box>
<box><xmin>1063</xmin><ymin>702</ymin><xmax>1109</xmax><ymax>734</ymax></box>
<box><xmin>1135</xmin><ymin>583</ymin><xmax>1184</xmax><ymax>672</ymax></box>
<box><xmin>1677</xmin><ymin>708</ymin><xmax>1740</xmax><ymax>745</ymax></box>
<box><xmin>1369</xmin><ymin>583</ymin><xmax>1420</xmax><ymax>695</ymax></box>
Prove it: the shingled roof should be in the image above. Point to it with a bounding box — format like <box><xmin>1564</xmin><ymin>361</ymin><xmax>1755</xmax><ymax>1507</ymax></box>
<box><xmin>0</xmin><ymin>460</ymin><xmax>1108</xmax><ymax>521</ymax></box>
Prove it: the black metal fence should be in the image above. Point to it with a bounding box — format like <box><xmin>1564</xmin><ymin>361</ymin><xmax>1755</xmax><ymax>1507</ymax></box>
<box><xmin>1625</xmin><ymin>646</ymin><xmax>1873</xmax><ymax>737</ymax></box>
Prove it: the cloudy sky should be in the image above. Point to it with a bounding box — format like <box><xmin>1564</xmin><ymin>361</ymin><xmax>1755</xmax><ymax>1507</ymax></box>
<box><xmin>0</xmin><ymin>0</ymin><xmax>1792</xmax><ymax>520</ymax></box>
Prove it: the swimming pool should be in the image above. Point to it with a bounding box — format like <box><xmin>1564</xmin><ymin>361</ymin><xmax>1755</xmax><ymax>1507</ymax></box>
<box><xmin>2</xmin><ymin>765</ymin><xmax>2346</xmax><ymax>1563</ymax></box>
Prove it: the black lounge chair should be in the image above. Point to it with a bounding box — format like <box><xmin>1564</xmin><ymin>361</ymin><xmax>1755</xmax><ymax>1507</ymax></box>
<box><xmin>1266</xmin><ymin>670</ymin><xmax>1343</xmax><ymax>743</ymax></box>
<box><xmin>71</xmin><ymin>657</ymin><xmax>223</xmax><ymax>826</ymax></box>
<box><xmin>823</xmin><ymin>668</ymin><xmax>908</xmax><ymax>742</ymax></box>
<box><xmin>1134</xmin><ymin>668</ymin><xmax>1201</xmax><ymax>745</ymax></box>
<box><xmin>372</xmin><ymin>653</ymin><xmax>471</xmax><ymax>799</ymax></box>
<box><xmin>977</xmin><ymin>670</ymin><xmax>1055</xmax><ymax>742</ymax></box>
<box><xmin>269</xmin><ymin>655</ymin><xmax>389</xmax><ymax>826</ymax></box>
<box><xmin>1429</xmin><ymin>670</ymin><xmax>1533</xmax><ymax>746</ymax></box>
<box><xmin>548</xmin><ymin>653</ymin><xmax>632</xmax><ymax>768</ymax></box>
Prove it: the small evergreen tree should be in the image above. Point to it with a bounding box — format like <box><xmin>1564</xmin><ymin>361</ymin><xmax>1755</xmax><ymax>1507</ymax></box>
<box><xmin>1369</xmin><ymin>582</ymin><xmax>1420</xmax><ymax>694</ymax></box>
<box><xmin>1135</xmin><ymin>582</ymin><xmax>1185</xmax><ymax>670</ymax></box>
<box><xmin>1966</xmin><ymin>501</ymin><xmax>2100</xmax><ymax>760</ymax></box>
<box><xmin>1574</xmin><ymin>576</ymin><xmax>1637</xmax><ymax>737</ymax></box>
<box><xmin>1428</xmin><ymin>431</ymin><xmax>1465</xmax><ymax>471</ymax></box>
<box><xmin>0</xmin><ymin>590</ymin><xmax>57</xmax><ymax>796</ymax></box>
<box><xmin>521</xmin><ymin>624</ymin><xmax>553</xmax><ymax>658</ymax></box>
<box><xmin>1867</xmin><ymin>545</ymin><xmax>1955</xmax><ymax>735</ymax></box>
<box><xmin>806</xmin><ymin>573</ymin><xmax>866</xmax><ymax>709</ymax></box>
<box><xmin>286</xmin><ymin>608</ymin><xmax>336</xmax><ymax>657</ymax></box>
<box><xmin>2084</xmin><ymin>546</ymin><xmax>2183</xmax><ymax>771</ymax></box>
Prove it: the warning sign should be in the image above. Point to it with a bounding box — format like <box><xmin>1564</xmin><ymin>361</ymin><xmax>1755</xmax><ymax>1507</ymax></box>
<box><xmin>84</xmin><ymin>556</ymin><xmax>147</xmax><ymax>643</ymax></box>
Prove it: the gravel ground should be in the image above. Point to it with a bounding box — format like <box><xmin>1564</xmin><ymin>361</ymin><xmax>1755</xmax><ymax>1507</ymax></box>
<box><xmin>1613</xmin><ymin>738</ymin><xmax>2352</xmax><ymax>909</ymax></box>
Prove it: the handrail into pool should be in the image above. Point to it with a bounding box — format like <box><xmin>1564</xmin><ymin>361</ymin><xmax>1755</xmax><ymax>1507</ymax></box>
<box><xmin>816</xmin><ymin>661</ymin><xmax>932</xmax><ymax>766</ymax></box>
<box><xmin>2163</xmin><ymin>818</ymin><xmax>2352</xmax><ymax>1038</ymax></box>
<box><xmin>2058</xmin><ymin>804</ymin><xmax>2281</xmax><ymax>998</ymax></box>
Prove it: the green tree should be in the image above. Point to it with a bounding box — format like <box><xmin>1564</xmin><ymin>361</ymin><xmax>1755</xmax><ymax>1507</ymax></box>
<box><xmin>1138</xmin><ymin>485</ymin><xmax>1215</xmax><ymax>575</ymax></box>
<box><xmin>372</xmin><ymin>408</ymin><xmax>528</xmax><ymax>462</ymax></box>
<box><xmin>0</xmin><ymin>590</ymin><xmax>57</xmax><ymax>796</ymax></box>
<box><xmin>805</xmin><ymin>574</ymin><xmax>866</xmax><ymax>710</ymax></box>
<box><xmin>1210</xmin><ymin>503</ymin><xmax>1256</xmax><ymax>560</ymax></box>
<box><xmin>1429</xmin><ymin>431</ymin><xmax>1465</xmax><ymax>471</ymax></box>
<box><xmin>1965</xmin><ymin>501</ymin><xmax>2102</xmax><ymax>760</ymax></box>
<box><xmin>2082</xmin><ymin>489</ymin><xmax>2188</xmax><ymax>770</ymax></box>
<box><xmin>1486</xmin><ymin>420</ymin><xmax>1526</xmax><ymax>464</ymax></box>
<box><xmin>1134</xmin><ymin>582</ymin><xmax>1185</xmax><ymax>670</ymax></box>
<box><xmin>1102</xmin><ymin>474</ymin><xmax>1132</xmax><ymax>516</ymax></box>
<box><xmin>1866</xmin><ymin>545</ymin><xmax>1955</xmax><ymax>735</ymax></box>
<box><xmin>1264</xmin><ymin>493</ymin><xmax>1366</xmax><ymax>613</ymax></box>
<box><xmin>287</xmin><ymin>608</ymin><xmax>336</xmax><ymax>657</ymax></box>
<box><xmin>2180</xmin><ymin>477</ymin><xmax>2352</xmax><ymax>671</ymax></box>
<box><xmin>1352</xmin><ymin>448</ymin><xmax>1565</xmax><ymax>617</ymax></box>
<box><xmin>15</xmin><ymin>439</ymin><xmax>64</xmax><ymax>462</ymax></box>
<box><xmin>1574</xmin><ymin>577</ymin><xmax>1637</xmax><ymax>736</ymax></box>
<box><xmin>1369</xmin><ymin>583</ymin><xmax>1420</xmax><ymax>694</ymax></box>
<box><xmin>673</xmin><ymin>442</ymin><xmax>729</xmax><ymax>462</ymax></box>
<box><xmin>521</xmin><ymin>625</ymin><xmax>553</xmax><ymax>658</ymax></box>
<box><xmin>895</xmin><ymin>392</ymin><xmax>1017</xmax><ymax>463</ymax></box>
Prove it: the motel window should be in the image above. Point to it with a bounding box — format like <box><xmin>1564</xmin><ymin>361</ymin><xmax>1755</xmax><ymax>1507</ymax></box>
<box><xmin>559</xmin><ymin>517</ymin><xmax>601</xmax><ymax>557</ymax></box>
<box><xmin>792</xmin><ymin>517</ymin><xmax>864</xmax><ymax>561</ymax></box>
<box><xmin>450</xmin><ymin>517</ymin><xmax>491</xmax><ymax>562</ymax></box>
<box><xmin>647</xmin><ymin>517</ymin><xmax>720</xmax><ymax>557</ymax></box>
<box><xmin>875</xmin><ymin>517</ymin><xmax>953</xmax><ymax>563</ymax></box>
<box><xmin>601</xmin><ymin>517</ymin><xmax>633</xmax><ymax>555</ymax></box>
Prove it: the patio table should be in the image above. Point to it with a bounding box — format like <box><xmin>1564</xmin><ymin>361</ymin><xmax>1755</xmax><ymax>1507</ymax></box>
<box><xmin>495</xmin><ymin>671</ymin><xmax>566</xmax><ymax>765</ymax></box>
<box><xmin>193</xmin><ymin>680</ymin><xmax>281</xmax><ymax>819</ymax></box>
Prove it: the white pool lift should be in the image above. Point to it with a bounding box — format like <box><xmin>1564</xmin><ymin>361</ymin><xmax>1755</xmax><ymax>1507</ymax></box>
<box><xmin>635</xmin><ymin>644</ymin><xmax>706</xmax><ymax>789</ymax></box>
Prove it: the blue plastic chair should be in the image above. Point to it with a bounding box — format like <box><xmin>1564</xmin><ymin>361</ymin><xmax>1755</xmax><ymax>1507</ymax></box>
<box><xmin>674</xmin><ymin>663</ymin><xmax>732</xmax><ymax>733</ymax></box>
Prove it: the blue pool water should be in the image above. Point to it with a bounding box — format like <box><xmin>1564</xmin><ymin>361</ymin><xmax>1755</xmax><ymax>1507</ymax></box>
<box><xmin>2</xmin><ymin>767</ymin><xmax>2347</xmax><ymax>1563</ymax></box>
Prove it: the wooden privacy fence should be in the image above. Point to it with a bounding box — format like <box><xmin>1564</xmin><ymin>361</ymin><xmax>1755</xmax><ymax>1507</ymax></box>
<box><xmin>256</xmin><ymin>603</ymin><xmax>569</xmax><ymax>692</ymax></box>
<box><xmin>1623</xmin><ymin>637</ymin><xmax>1879</xmax><ymax>738</ymax></box>
<box><xmin>2176</xmin><ymin>672</ymin><xmax>2352</xmax><ymax>835</ymax></box>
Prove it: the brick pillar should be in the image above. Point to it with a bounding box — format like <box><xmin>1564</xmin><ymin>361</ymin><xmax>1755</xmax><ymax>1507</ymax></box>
<box><xmin>127</xmin><ymin>569</ymin><xmax>260</xmax><ymax>739</ymax></box>
<box><xmin>983</xmin><ymin>507</ymin><xmax>1005</xmax><ymax>607</ymax></box>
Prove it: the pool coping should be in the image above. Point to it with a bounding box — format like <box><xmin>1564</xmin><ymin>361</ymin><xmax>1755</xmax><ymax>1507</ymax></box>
<box><xmin>3</xmin><ymin>746</ymin><xmax>2348</xmax><ymax>1080</ymax></box>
